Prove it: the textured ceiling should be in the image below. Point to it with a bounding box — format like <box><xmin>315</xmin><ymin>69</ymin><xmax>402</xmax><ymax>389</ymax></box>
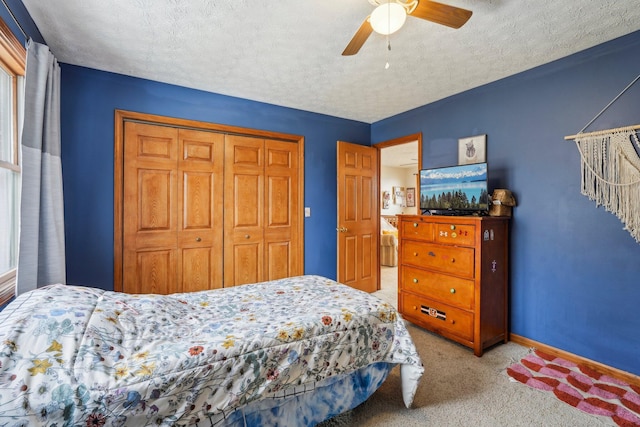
<box><xmin>21</xmin><ymin>0</ymin><xmax>640</xmax><ymax>123</ymax></box>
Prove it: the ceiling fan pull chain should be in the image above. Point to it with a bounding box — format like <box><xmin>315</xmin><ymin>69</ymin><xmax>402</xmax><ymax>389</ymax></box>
<box><xmin>385</xmin><ymin>36</ymin><xmax>391</xmax><ymax>69</ymax></box>
<box><xmin>385</xmin><ymin>5</ymin><xmax>391</xmax><ymax>69</ymax></box>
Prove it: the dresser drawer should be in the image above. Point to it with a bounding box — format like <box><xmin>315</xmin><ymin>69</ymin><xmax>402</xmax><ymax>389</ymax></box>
<box><xmin>402</xmin><ymin>293</ymin><xmax>473</xmax><ymax>342</ymax></box>
<box><xmin>400</xmin><ymin>220</ymin><xmax>434</xmax><ymax>241</ymax></box>
<box><xmin>435</xmin><ymin>223</ymin><xmax>475</xmax><ymax>246</ymax></box>
<box><xmin>401</xmin><ymin>266</ymin><xmax>474</xmax><ymax>310</ymax></box>
<box><xmin>402</xmin><ymin>240</ymin><xmax>475</xmax><ymax>278</ymax></box>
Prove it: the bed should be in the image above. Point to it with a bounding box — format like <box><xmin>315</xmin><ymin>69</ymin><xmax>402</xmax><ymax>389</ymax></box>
<box><xmin>381</xmin><ymin>216</ymin><xmax>399</xmax><ymax>267</ymax></box>
<box><xmin>0</xmin><ymin>275</ymin><xmax>423</xmax><ymax>426</ymax></box>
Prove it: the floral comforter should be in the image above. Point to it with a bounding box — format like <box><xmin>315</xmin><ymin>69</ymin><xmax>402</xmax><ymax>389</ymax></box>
<box><xmin>0</xmin><ymin>275</ymin><xmax>423</xmax><ymax>426</ymax></box>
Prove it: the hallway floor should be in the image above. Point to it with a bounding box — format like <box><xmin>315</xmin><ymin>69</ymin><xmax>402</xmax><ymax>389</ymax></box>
<box><xmin>375</xmin><ymin>266</ymin><xmax>397</xmax><ymax>308</ymax></box>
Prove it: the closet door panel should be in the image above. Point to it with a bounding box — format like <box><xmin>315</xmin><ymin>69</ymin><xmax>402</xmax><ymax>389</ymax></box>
<box><xmin>267</xmin><ymin>176</ymin><xmax>290</xmax><ymax>226</ymax></box>
<box><xmin>123</xmin><ymin>122</ymin><xmax>179</xmax><ymax>294</ymax></box>
<box><xmin>178</xmin><ymin>129</ymin><xmax>224</xmax><ymax>291</ymax></box>
<box><xmin>264</xmin><ymin>139</ymin><xmax>300</xmax><ymax>280</ymax></box>
<box><xmin>224</xmin><ymin>135</ymin><xmax>264</xmax><ymax>287</ymax></box>
<box><xmin>182</xmin><ymin>172</ymin><xmax>213</xmax><ymax>230</ymax></box>
<box><xmin>133</xmin><ymin>250</ymin><xmax>176</xmax><ymax>295</ymax></box>
<box><xmin>232</xmin><ymin>242</ymin><xmax>262</xmax><ymax>286</ymax></box>
<box><xmin>233</xmin><ymin>174</ymin><xmax>262</xmax><ymax>227</ymax></box>
<box><xmin>266</xmin><ymin>241</ymin><xmax>291</xmax><ymax>280</ymax></box>
<box><xmin>182</xmin><ymin>247</ymin><xmax>214</xmax><ymax>293</ymax></box>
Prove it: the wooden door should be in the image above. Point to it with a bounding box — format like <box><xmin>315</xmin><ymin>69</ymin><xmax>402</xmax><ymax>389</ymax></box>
<box><xmin>264</xmin><ymin>139</ymin><xmax>300</xmax><ymax>280</ymax></box>
<box><xmin>224</xmin><ymin>135</ymin><xmax>264</xmax><ymax>286</ymax></box>
<box><xmin>123</xmin><ymin>122</ymin><xmax>223</xmax><ymax>294</ymax></box>
<box><xmin>337</xmin><ymin>141</ymin><xmax>379</xmax><ymax>293</ymax></box>
<box><xmin>223</xmin><ymin>135</ymin><xmax>300</xmax><ymax>286</ymax></box>
<box><xmin>178</xmin><ymin>129</ymin><xmax>224</xmax><ymax>292</ymax></box>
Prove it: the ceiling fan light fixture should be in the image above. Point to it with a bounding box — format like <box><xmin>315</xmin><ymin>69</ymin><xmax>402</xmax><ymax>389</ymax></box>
<box><xmin>370</xmin><ymin>2</ymin><xmax>407</xmax><ymax>35</ymax></box>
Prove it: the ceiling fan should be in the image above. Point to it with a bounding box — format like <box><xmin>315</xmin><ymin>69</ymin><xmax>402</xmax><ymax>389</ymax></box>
<box><xmin>342</xmin><ymin>0</ymin><xmax>472</xmax><ymax>56</ymax></box>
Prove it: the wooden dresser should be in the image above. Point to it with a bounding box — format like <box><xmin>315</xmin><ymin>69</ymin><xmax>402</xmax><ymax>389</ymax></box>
<box><xmin>397</xmin><ymin>214</ymin><xmax>509</xmax><ymax>356</ymax></box>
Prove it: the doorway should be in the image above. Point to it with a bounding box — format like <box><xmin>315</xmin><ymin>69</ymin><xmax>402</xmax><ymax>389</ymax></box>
<box><xmin>375</xmin><ymin>134</ymin><xmax>422</xmax><ymax>307</ymax></box>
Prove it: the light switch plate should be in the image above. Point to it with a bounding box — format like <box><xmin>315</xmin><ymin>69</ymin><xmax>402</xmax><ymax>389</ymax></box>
<box><xmin>304</xmin><ymin>207</ymin><xmax>311</xmax><ymax>217</ymax></box>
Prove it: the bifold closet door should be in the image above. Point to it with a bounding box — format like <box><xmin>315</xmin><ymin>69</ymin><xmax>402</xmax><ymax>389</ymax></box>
<box><xmin>223</xmin><ymin>135</ymin><xmax>300</xmax><ymax>287</ymax></box>
<box><xmin>122</xmin><ymin>122</ymin><xmax>223</xmax><ymax>294</ymax></box>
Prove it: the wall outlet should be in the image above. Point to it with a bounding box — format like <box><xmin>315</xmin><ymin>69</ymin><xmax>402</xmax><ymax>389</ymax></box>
<box><xmin>305</xmin><ymin>207</ymin><xmax>311</xmax><ymax>217</ymax></box>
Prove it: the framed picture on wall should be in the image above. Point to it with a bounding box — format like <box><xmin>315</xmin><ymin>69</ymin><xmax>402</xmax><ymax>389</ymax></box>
<box><xmin>406</xmin><ymin>187</ymin><xmax>416</xmax><ymax>207</ymax></box>
<box><xmin>392</xmin><ymin>186</ymin><xmax>405</xmax><ymax>206</ymax></box>
<box><xmin>458</xmin><ymin>134</ymin><xmax>487</xmax><ymax>165</ymax></box>
<box><xmin>382</xmin><ymin>191</ymin><xmax>390</xmax><ymax>209</ymax></box>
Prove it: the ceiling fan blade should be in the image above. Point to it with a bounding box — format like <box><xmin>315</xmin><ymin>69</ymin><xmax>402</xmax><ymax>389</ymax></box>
<box><xmin>342</xmin><ymin>17</ymin><xmax>373</xmax><ymax>56</ymax></box>
<box><xmin>410</xmin><ymin>0</ymin><xmax>472</xmax><ymax>29</ymax></box>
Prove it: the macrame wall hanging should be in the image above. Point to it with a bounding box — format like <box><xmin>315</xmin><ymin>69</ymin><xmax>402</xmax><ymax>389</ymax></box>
<box><xmin>565</xmin><ymin>74</ymin><xmax>640</xmax><ymax>243</ymax></box>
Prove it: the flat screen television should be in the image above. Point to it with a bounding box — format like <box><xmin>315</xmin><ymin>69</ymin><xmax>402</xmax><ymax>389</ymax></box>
<box><xmin>419</xmin><ymin>162</ymin><xmax>489</xmax><ymax>215</ymax></box>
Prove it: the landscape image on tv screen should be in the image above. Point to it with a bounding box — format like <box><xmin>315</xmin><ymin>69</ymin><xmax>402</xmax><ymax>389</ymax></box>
<box><xmin>420</xmin><ymin>163</ymin><xmax>489</xmax><ymax>212</ymax></box>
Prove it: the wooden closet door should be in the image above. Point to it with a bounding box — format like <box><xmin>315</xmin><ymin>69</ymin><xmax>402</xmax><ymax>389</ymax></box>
<box><xmin>123</xmin><ymin>122</ymin><xmax>223</xmax><ymax>294</ymax></box>
<box><xmin>224</xmin><ymin>135</ymin><xmax>264</xmax><ymax>286</ymax></box>
<box><xmin>123</xmin><ymin>122</ymin><xmax>178</xmax><ymax>294</ymax></box>
<box><xmin>264</xmin><ymin>139</ymin><xmax>299</xmax><ymax>280</ymax></box>
<box><xmin>224</xmin><ymin>136</ymin><xmax>301</xmax><ymax>286</ymax></box>
<box><xmin>178</xmin><ymin>129</ymin><xmax>224</xmax><ymax>292</ymax></box>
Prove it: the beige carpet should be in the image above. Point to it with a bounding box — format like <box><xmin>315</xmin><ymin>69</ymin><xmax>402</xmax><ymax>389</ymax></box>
<box><xmin>318</xmin><ymin>266</ymin><xmax>614</xmax><ymax>426</ymax></box>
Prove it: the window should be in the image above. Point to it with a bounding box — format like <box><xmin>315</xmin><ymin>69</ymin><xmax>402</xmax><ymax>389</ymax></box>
<box><xmin>0</xmin><ymin>17</ymin><xmax>25</xmax><ymax>306</ymax></box>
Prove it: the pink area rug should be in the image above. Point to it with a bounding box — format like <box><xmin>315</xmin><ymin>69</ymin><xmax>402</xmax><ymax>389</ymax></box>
<box><xmin>507</xmin><ymin>350</ymin><xmax>640</xmax><ymax>426</ymax></box>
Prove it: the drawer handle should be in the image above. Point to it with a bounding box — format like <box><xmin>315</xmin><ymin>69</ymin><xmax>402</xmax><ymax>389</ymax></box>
<box><xmin>413</xmin><ymin>223</ymin><xmax>418</xmax><ymax>228</ymax></box>
<box><xmin>412</xmin><ymin>305</ymin><xmax>418</xmax><ymax>310</ymax></box>
<box><xmin>450</xmin><ymin>288</ymin><xmax>456</xmax><ymax>294</ymax></box>
<box><xmin>450</xmin><ymin>225</ymin><xmax>456</xmax><ymax>230</ymax></box>
<box><xmin>413</xmin><ymin>278</ymin><xmax>418</xmax><ymax>283</ymax></box>
<box><xmin>450</xmin><ymin>319</ymin><xmax>456</xmax><ymax>325</ymax></box>
<box><xmin>451</xmin><ymin>258</ymin><xmax>455</xmax><ymax>263</ymax></box>
<box><xmin>428</xmin><ymin>251</ymin><xmax>435</xmax><ymax>257</ymax></box>
<box><xmin>414</xmin><ymin>252</ymin><xmax>419</xmax><ymax>257</ymax></box>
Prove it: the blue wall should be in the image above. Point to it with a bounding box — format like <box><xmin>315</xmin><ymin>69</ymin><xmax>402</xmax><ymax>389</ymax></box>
<box><xmin>373</xmin><ymin>31</ymin><xmax>640</xmax><ymax>376</ymax></box>
<box><xmin>59</xmin><ymin>65</ymin><xmax>370</xmax><ymax>289</ymax></box>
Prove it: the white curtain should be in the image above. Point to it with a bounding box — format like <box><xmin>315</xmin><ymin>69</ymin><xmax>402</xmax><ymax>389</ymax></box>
<box><xmin>16</xmin><ymin>40</ymin><xmax>65</xmax><ymax>294</ymax></box>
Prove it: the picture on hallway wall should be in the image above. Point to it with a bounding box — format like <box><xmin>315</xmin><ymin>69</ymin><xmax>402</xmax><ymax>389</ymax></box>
<box><xmin>393</xmin><ymin>186</ymin><xmax>405</xmax><ymax>206</ymax></box>
<box><xmin>382</xmin><ymin>191</ymin><xmax>391</xmax><ymax>209</ymax></box>
<box><xmin>406</xmin><ymin>187</ymin><xmax>416</xmax><ymax>207</ymax></box>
